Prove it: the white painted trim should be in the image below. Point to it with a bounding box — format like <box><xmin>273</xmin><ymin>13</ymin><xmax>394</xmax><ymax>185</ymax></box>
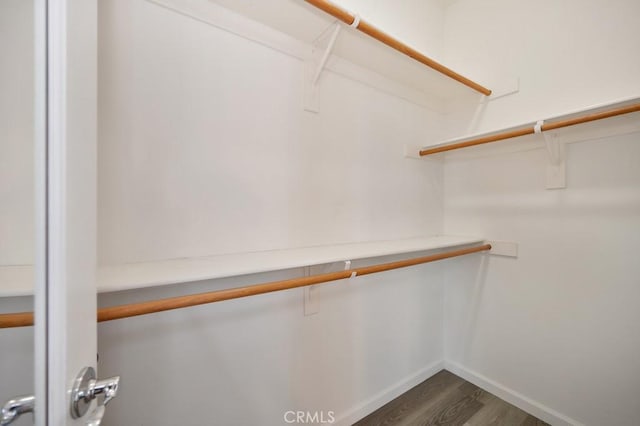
<box><xmin>444</xmin><ymin>361</ymin><xmax>584</xmax><ymax>426</ymax></box>
<box><xmin>34</xmin><ymin>0</ymin><xmax>48</xmax><ymax>424</ymax></box>
<box><xmin>46</xmin><ymin>0</ymin><xmax>69</xmax><ymax>423</ymax></box>
<box><xmin>47</xmin><ymin>0</ymin><xmax>98</xmax><ymax>423</ymax></box>
<box><xmin>335</xmin><ymin>360</ymin><xmax>445</xmax><ymax>426</ymax></box>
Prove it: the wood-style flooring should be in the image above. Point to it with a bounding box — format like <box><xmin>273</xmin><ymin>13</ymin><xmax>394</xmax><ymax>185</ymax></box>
<box><xmin>354</xmin><ymin>370</ymin><xmax>549</xmax><ymax>426</ymax></box>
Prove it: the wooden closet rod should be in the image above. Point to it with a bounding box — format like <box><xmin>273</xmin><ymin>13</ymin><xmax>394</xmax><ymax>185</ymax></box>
<box><xmin>303</xmin><ymin>0</ymin><xmax>492</xmax><ymax>96</ymax></box>
<box><xmin>0</xmin><ymin>244</ymin><xmax>491</xmax><ymax>328</ymax></box>
<box><xmin>420</xmin><ymin>102</ymin><xmax>640</xmax><ymax>156</ymax></box>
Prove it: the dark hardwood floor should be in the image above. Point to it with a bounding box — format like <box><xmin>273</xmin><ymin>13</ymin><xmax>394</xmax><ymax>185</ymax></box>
<box><xmin>354</xmin><ymin>370</ymin><xmax>549</xmax><ymax>426</ymax></box>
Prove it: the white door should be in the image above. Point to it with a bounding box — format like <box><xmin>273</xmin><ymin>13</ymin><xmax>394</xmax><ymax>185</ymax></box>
<box><xmin>2</xmin><ymin>1</ymin><xmax>117</xmax><ymax>424</ymax></box>
<box><xmin>42</xmin><ymin>0</ymin><xmax>118</xmax><ymax>425</ymax></box>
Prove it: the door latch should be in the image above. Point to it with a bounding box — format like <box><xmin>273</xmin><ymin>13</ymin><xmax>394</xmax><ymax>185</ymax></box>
<box><xmin>71</xmin><ymin>366</ymin><xmax>120</xmax><ymax>419</ymax></box>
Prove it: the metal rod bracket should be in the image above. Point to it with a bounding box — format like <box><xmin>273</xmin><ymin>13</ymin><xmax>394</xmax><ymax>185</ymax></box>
<box><xmin>303</xmin><ymin>266</ymin><xmax>319</xmax><ymax>316</ymax></box>
<box><xmin>535</xmin><ymin>121</ymin><xmax>566</xmax><ymax>189</ymax></box>
<box><xmin>304</xmin><ymin>22</ymin><xmax>342</xmax><ymax>112</ymax></box>
<box><xmin>545</xmin><ymin>133</ymin><xmax>566</xmax><ymax>189</ymax></box>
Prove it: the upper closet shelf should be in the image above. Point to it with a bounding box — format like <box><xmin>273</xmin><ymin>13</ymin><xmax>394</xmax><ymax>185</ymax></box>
<box><xmin>420</xmin><ymin>97</ymin><xmax>640</xmax><ymax>156</ymax></box>
<box><xmin>206</xmin><ymin>0</ymin><xmax>490</xmax><ymax>100</ymax></box>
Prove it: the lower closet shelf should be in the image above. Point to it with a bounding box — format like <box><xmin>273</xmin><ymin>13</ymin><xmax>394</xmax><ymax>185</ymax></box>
<box><xmin>0</xmin><ymin>236</ymin><xmax>484</xmax><ymax>297</ymax></box>
<box><xmin>1</xmin><ymin>239</ymin><xmax>490</xmax><ymax>328</ymax></box>
<box><xmin>98</xmin><ymin>235</ymin><xmax>484</xmax><ymax>293</ymax></box>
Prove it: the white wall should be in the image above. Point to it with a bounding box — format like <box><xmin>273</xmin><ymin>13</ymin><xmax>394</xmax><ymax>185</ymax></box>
<box><xmin>333</xmin><ymin>0</ymin><xmax>445</xmax><ymax>60</ymax></box>
<box><xmin>98</xmin><ymin>0</ymin><xmax>444</xmax><ymax>265</ymax></box>
<box><xmin>97</xmin><ymin>0</ymin><xmax>447</xmax><ymax>424</ymax></box>
<box><xmin>0</xmin><ymin>297</ymin><xmax>33</xmax><ymax>426</ymax></box>
<box><xmin>441</xmin><ymin>1</ymin><xmax>640</xmax><ymax>424</ymax></box>
<box><xmin>441</xmin><ymin>0</ymin><xmax>640</xmax><ymax>137</ymax></box>
<box><xmin>443</xmin><ymin>132</ymin><xmax>640</xmax><ymax>426</ymax></box>
<box><xmin>0</xmin><ymin>1</ymin><xmax>35</xmax><ymax>424</ymax></box>
<box><xmin>7</xmin><ymin>1</ymin><xmax>637</xmax><ymax>425</ymax></box>
<box><xmin>98</xmin><ymin>258</ymin><xmax>445</xmax><ymax>425</ymax></box>
<box><xmin>0</xmin><ymin>0</ymin><xmax>34</xmax><ymax>266</ymax></box>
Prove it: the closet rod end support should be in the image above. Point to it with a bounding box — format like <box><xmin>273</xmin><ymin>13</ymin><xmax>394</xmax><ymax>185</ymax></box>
<box><xmin>486</xmin><ymin>240</ymin><xmax>517</xmax><ymax>258</ymax></box>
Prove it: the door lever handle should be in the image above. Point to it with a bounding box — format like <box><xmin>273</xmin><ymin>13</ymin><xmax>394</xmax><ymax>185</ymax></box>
<box><xmin>1</xmin><ymin>395</ymin><xmax>35</xmax><ymax>426</ymax></box>
<box><xmin>91</xmin><ymin>376</ymin><xmax>120</xmax><ymax>407</ymax></box>
<box><xmin>71</xmin><ymin>367</ymin><xmax>120</xmax><ymax>419</ymax></box>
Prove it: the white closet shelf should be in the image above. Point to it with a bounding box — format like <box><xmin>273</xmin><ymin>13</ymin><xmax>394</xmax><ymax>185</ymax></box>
<box><xmin>421</xmin><ymin>96</ymin><xmax>640</xmax><ymax>155</ymax></box>
<box><xmin>98</xmin><ymin>235</ymin><xmax>484</xmax><ymax>293</ymax></box>
<box><xmin>165</xmin><ymin>0</ymin><xmax>489</xmax><ymax>100</ymax></box>
<box><xmin>0</xmin><ymin>236</ymin><xmax>484</xmax><ymax>297</ymax></box>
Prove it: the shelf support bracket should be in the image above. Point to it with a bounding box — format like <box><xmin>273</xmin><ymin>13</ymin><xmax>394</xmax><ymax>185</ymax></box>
<box><xmin>303</xmin><ymin>266</ymin><xmax>318</xmax><ymax>316</ymax></box>
<box><xmin>304</xmin><ymin>22</ymin><xmax>342</xmax><ymax>112</ymax></box>
<box><xmin>304</xmin><ymin>259</ymin><xmax>353</xmax><ymax>315</ymax></box>
<box><xmin>535</xmin><ymin>121</ymin><xmax>566</xmax><ymax>189</ymax></box>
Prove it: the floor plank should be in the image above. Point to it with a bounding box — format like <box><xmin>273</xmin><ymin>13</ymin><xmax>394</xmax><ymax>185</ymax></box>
<box><xmin>420</xmin><ymin>385</ymin><xmax>484</xmax><ymax>426</ymax></box>
<box><xmin>397</xmin><ymin>378</ymin><xmax>478</xmax><ymax>426</ymax></box>
<box><xmin>463</xmin><ymin>392</ymin><xmax>531</xmax><ymax>426</ymax></box>
<box><xmin>354</xmin><ymin>370</ymin><xmax>549</xmax><ymax>426</ymax></box>
<box><xmin>353</xmin><ymin>371</ymin><xmax>464</xmax><ymax>426</ymax></box>
<box><xmin>463</xmin><ymin>395</ymin><xmax>505</xmax><ymax>426</ymax></box>
<box><xmin>519</xmin><ymin>415</ymin><xmax>550</xmax><ymax>426</ymax></box>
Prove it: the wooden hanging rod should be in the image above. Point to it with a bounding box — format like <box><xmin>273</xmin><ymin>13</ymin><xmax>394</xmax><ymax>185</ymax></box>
<box><xmin>0</xmin><ymin>244</ymin><xmax>491</xmax><ymax>328</ymax></box>
<box><xmin>303</xmin><ymin>0</ymin><xmax>492</xmax><ymax>96</ymax></box>
<box><xmin>420</xmin><ymin>102</ymin><xmax>640</xmax><ymax>156</ymax></box>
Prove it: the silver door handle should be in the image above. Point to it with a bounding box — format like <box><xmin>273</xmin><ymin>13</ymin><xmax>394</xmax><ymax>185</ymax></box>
<box><xmin>1</xmin><ymin>395</ymin><xmax>35</xmax><ymax>425</ymax></box>
<box><xmin>71</xmin><ymin>367</ymin><xmax>120</xmax><ymax>419</ymax></box>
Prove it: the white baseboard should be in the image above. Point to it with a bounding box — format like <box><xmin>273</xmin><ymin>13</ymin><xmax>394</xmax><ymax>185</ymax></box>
<box><xmin>335</xmin><ymin>360</ymin><xmax>445</xmax><ymax>426</ymax></box>
<box><xmin>444</xmin><ymin>361</ymin><xmax>584</xmax><ymax>426</ymax></box>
